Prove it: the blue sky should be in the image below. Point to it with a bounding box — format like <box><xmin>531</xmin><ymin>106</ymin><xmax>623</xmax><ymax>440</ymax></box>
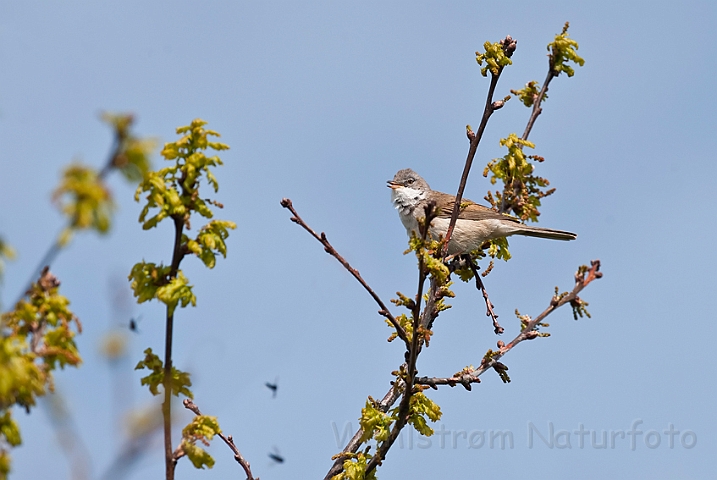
<box><xmin>1</xmin><ymin>1</ymin><xmax>715</xmax><ymax>479</ymax></box>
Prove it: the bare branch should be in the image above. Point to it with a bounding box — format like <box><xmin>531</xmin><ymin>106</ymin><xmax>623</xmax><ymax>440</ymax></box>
<box><xmin>182</xmin><ymin>399</ymin><xmax>259</xmax><ymax>480</ymax></box>
<box><xmin>281</xmin><ymin>198</ymin><xmax>409</xmax><ymax>345</ymax></box>
<box><xmin>464</xmin><ymin>257</ymin><xmax>503</xmax><ymax>334</ymax></box>
<box><xmin>521</xmin><ymin>68</ymin><xmax>554</xmax><ymax>142</ymax></box>
<box><xmin>442</xmin><ymin>35</ymin><xmax>516</xmax><ymax>259</ymax></box>
<box><xmin>161</xmin><ymin>216</ymin><xmax>187</xmax><ymax>480</ymax></box>
<box><xmin>415</xmin><ymin>374</ymin><xmax>480</xmax><ymax>390</ymax></box>
<box><xmin>417</xmin><ymin>260</ymin><xmax>602</xmax><ymax>388</ymax></box>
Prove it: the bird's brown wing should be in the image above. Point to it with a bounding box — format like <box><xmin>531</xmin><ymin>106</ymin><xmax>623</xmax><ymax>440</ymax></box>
<box><xmin>431</xmin><ymin>192</ymin><xmax>520</xmax><ymax>223</ymax></box>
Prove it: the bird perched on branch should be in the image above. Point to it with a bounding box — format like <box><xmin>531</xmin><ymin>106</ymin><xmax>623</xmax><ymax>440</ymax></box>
<box><xmin>388</xmin><ymin>168</ymin><xmax>576</xmax><ymax>256</ymax></box>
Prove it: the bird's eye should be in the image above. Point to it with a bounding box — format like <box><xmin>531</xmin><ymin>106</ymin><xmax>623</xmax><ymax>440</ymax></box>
<box><xmin>406</xmin><ymin>179</ymin><xmax>414</xmax><ymax>185</ymax></box>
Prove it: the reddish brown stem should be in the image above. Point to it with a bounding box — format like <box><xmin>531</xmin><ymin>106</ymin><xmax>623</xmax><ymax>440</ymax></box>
<box><xmin>419</xmin><ymin>260</ymin><xmax>601</xmax><ymax>388</ymax></box>
<box><xmin>182</xmin><ymin>399</ymin><xmax>259</xmax><ymax>480</ymax></box>
<box><xmin>280</xmin><ymin>198</ymin><xmax>409</xmax><ymax>346</ymax></box>
<box><xmin>162</xmin><ymin>216</ymin><xmax>186</xmax><ymax>480</ymax></box>
<box><xmin>324</xmin><ymin>260</ymin><xmax>601</xmax><ymax>478</ymax></box>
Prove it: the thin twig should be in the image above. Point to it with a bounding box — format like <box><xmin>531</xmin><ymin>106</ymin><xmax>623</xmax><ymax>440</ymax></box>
<box><xmin>16</xmin><ymin>134</ymin><xmax>123</xmax><ymax>304</ymax></box>
<box><xmin>465</xmin><ymin>257</ymin><xmax>503</xmax><ymax>334</ymax></box>
<box><xmin>521</xmin><ymin>66</ymin><xmax>556</xmax><ymax>142</ymax></box>
<box><xmin>416</xmin><ymin>260</ymin><xmax>601</xmax><ymax>389</ymax></box>
<box><xmin>415</xmin><ymin>373</ymin><xmax>481</xmax><ymax>391</ymax></box>
<box><xmin>365</xmin><ymin>205</ymin><xmax>437</xmax><ymax>473</ymax></box>
<box><xmin>162</xmin><ymin>216</ymin><xmax>187</xmax><ymax>480</ymax></box>
<box><xmin>280</xmin><ymin>198</ymin><xmax>409</xmax><ymax>346</ymax></box>
<box><xmin>182</xmin><ymin>399</ymin><xmax>259</xmax><ymax>480</ymax></box>
<box><xmin>500</xmin><ymin>50</ymin><xmax>558</xmax><ymax>215</ymax></box>
<box><xmin>442</xmin><ymin>35</ymin><xmax>516</xmax><ymax>260</ymax></box>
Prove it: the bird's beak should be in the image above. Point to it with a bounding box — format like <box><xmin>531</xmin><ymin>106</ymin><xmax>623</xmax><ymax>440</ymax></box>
<box><xmin>387</xmin><ymin>181</ymin><xmax>401</xmax><ymax>189</ymax></box>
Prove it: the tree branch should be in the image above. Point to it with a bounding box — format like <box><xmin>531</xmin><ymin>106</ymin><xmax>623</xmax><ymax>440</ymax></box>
<box><xmin>323</xmin><ymin>380</ymin><xmax>404</xmax><ymax>480</ymax></box>
<box><xmin>415</xmin><ymin>373</ymin><xmax>480</xmax><ymax>390</ymax></box>
<box><xmin>182</xmin><ymin>399</ymin><xmax>259</xmax><ymax>480</ymax></box>
<box><xmin>464</xmin><ymin>257</ymin><xmax>502</xmax><ymax>334</ymax></box>
<box><xmin>365</xmin><ymin>205</ymin><xmax>437</xmax><ymax>473</ymax></box>
<box><xmin>417</xmin><ymin>260</ymin><xmax>601</xmax><ymax>388</ymax></box>
<box><xmin>163</xmin><ymin>216</ymin><xmax>186</xmax><ymax>480</ymax></box>
<box><xmin>441</xmin><ymin>35</ymin><xmax>516</xmax><ymax>260</ymax></box>
<box><xmin>16</xmin><ymin>133</ymin><xmax>125</xmax><ymax>304</ymax></box>
<box><xmin>500</xmin><ymin>50</ymin><xmax>559</xmax><ymax>215</ymax></box>
<box><xmin>520</xmin><ymin>68</ymin><xmax>555</xmax><ymax>142</ymax></box>
<box><xmin>280</xmin><ymin>198</ymin><xmax>409</xmax><ymax>346</ymax></box>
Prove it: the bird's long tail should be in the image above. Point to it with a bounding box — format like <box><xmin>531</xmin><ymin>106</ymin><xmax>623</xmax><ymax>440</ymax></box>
<box><xmin>514</xmin><ymin>224</ymin><xmax>577</xmax><ymax>241</ymax></box>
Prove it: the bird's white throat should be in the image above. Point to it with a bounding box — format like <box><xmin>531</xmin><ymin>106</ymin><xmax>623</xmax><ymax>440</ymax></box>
<box><xmin>391</xmin><ymin>186</ymin><xmax>427</xmax><ymax>234</ymax></box>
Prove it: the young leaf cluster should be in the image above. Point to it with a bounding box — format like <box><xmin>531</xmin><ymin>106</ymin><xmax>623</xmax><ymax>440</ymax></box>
<box><xmin>0</xmin><ymin>269</ymin><xmax>81</xmax><ymax>478</ymax></box>
<box><xmin>406</xmin><ymin>232</ymin><xmax>450</xmax><ymax>286</ymax></box>
<box><xmin>385</xmin><ymin>313</ymin><xmax>412</xmax><ymax>343</ymax></box>
<box><xmin>332</xmin><ymin>452</ymin><xmax>377</xmax><ymax>480</ymax></box>
<box><xmin>406</xmin><ymin>390</ymin><xmax>442</xmax><ymax>436</ymax></box>
<box><xmin>354</xmin><ymin>388</ymin><xmax>442</xmax><ymax>474</ymax></box>
<box><xmin>52</xmin><ymin>163</ymin><xmax>114</xmax><ymax>237</ymax></box>
<box><xmin>548</xmin><ymin>22</ymin><xmax>585</xmax><ymax>77</ymax></box>
<box><xmin>51</xmin><ymin>114</ymin><xmax>155</xmax><ymax>247</ymax></box>
<box><xmin>135</xmin><ymin>118</ymin><xmax>231</xmax><ymax>230</ymax></box>
<box><xmin>475</xmin><ymin>36</ymin><xmax>516</xmax><ymax>77</ymax></box>
<box><xmin>129</xmin><ymin>119</ymin><xmax>235</xmax><ymax>314</ymax></box>
<box><xmin>180</xmin><ymin>415</ymin><xmax>221</xmax><ymax>469</ymax></box>
<box><xmin>101</xmin><ymin>112</ymin><xmax>156</xmax><ymax>182</ymax></box>
<box><xmin>128</xmin><ymin>263</ymin><xmax>197</xmax><ymax>317</ymax></box>
<box><xmin>184</xmin><ymin>220</ymin><xmax>236</xmax><ymax>269</ymax></box>
<box><xmin>510</xmin><ymin>80</ymin><xmax>547</xmax><ymax>108</ymax></box>
<box><xmin>484</xmin><ymin>133</ymin><xmax>554</xmax><ymax>223</ymax></box>
<box><xmin>570</xmin><ymin>297</ymin><xmax>591</xmax><ymax>320</ymax></box>
<box><xmin>358</xmin><ymin>399</ymin><xmax>392</xmax><ymax>443</ymax></box>
<box><xmin>516</xmin><ymin>309</ymin><xmax>550</xmax><ymax>338</ymax></box>
<box><xmin>481</xmin><ymin>349</ymin><xmax>511</xmax><ymax>383</ymax></box>
<box><xmin>134</xmin><ymin>348</ymin><xmax>193</xmax><ymax>398</ymax></box>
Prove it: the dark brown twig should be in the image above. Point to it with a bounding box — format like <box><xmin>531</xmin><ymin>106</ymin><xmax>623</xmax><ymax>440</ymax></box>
<box><xmin>499</xmin><ymin>46</ymin><xmax>560</xmax><ymax>215</ymax></box>
<box><xmin>280</xmin><ymin>198</ymin><xmax>409</xmax><ymax>346</ymax></box>
<box><xmin>415</xmin><ymin>373</ymin><xmax>481</xmax><ymax>391</ymax></box>
<box><xmin>442</xmin><ymin>35</ymin><xmax>516</xmax><ymax>260</ymax></box>
<box><xmin>417</xmin><ymin>260</ymin><xmax>601</xmax><ymax>388</ymax></box>
<box><xmin>465</xmin><ymin>258</ymin><xmax>503</xmax><ymax>334</ymax></box>
<box><xmin>521</xmin><ymin>68</ymin><xmax>554</xmax><ymax>142</ymax></box>
<box><xmin>182</xmin><ymin>399</ymin><xmax>259</xmax><ymax>480</ymax></box>
<box><xmin>162</xmin><ymin>216</ymin><xmax>187</xmax><ymax>480</ymax></box>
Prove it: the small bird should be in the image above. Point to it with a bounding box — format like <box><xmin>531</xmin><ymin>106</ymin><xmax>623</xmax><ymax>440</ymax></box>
<box><xmin>388</xmin><ymin>169</ymin><xmax>576</xmax><ymax>255</ymax></box>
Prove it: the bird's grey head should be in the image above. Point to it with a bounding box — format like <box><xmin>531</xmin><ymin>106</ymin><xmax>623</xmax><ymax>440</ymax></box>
<box><xmin>387</xmin><ymin>169</ymin><xmax>431</xmax><ymax>192</ymax></box>
<box><xmin>388</xmin><ymin>169</ymin><xmax>431</xmax><ymax>219</ymax></box>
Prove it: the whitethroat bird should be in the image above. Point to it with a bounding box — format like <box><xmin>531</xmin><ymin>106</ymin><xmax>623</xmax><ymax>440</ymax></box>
<box><xmin>388</xmin><ymin>168</ymin><xmax>576</xmax><ymax>256</ymax></box>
